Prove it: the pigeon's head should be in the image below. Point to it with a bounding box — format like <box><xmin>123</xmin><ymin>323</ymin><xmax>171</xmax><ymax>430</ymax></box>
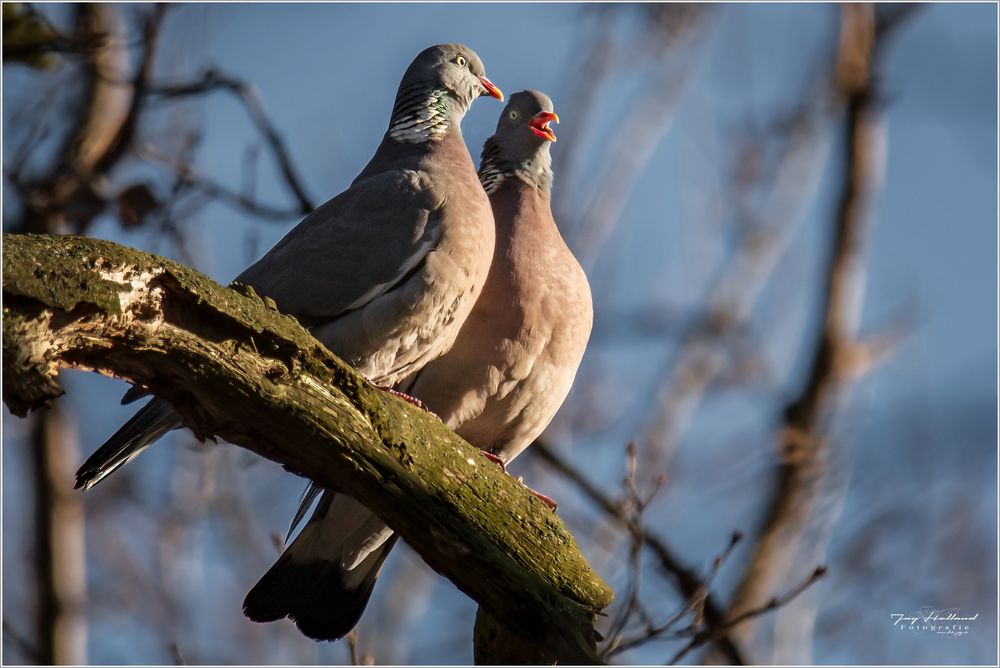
<box><xmin>492</xmin><ymin>90</ymin><xmax>558</xmax><ymax>159</ymax></box>
<box><xmin>403</xmin><ymin>44</ymin><xmax>503</xmax><ymax>110</ymax></box>
<box><xmin>479</xmin><ymin>91</ymin><xmax>558</xmax><ymax>193</ymax></box>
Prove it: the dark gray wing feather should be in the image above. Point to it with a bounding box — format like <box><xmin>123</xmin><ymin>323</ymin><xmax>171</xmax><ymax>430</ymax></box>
<box><xmin>79</xmin><ymin>169</ymin><xmax>444</xmax><ymax>490</ymax></box>
<box><xmin>236</xmin><ymin>169</ymin><xmax>444</xmax><ymax>323</ymax></box>
<box><xmin>75</xmin><ymin>398</ymin><xmax>181</xmax><ymax>490</ymax></box>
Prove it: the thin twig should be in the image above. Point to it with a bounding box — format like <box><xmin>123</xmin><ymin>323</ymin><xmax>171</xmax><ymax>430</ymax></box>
<box><xmin>138</xmin><ymin>144</ymin><xmax>306</xmax><ymax>221</ymax></box>
<box><xmin>604</xmin><ymin>531</ymin><xmax>743</xmax><ymax>658</ymax></box>
<box><xmin>147</xmin><ymin>69</ymin><xmax>314</xmax><ymax>214</ymax></box>
<box><xmin>600</xmin><ymin>443</ymin><xmax>661</xmax><ymax>655</ymax></box>
<box><xmin>532</xmin><ymin>440</ymin><xmax>745</xmax><ymax>664</ymax></box>
<box><xmin>670</xmin><ymin>566</ymin><xmax>827</xmax><ymax>665</ymax></box>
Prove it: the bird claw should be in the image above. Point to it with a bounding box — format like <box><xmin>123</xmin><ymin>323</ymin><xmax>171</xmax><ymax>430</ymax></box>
<box><xmin>479</xmin><ymin>450</ymin><xmax>557</xmax><ymax>511</ymax></box>
<box><xmin>372</xmin><ymin>384</ymin><xmax>441</xmax><ymax>421</ymax></box>
<box><xmin>528</xmin><ymin>488</ymin><xmax>558</xmax><ymax>511</ymax></box>
<box><xmin>479</xmin><ymin>450</ymin><xmax>506</xmax><ymax>471</ymax></box>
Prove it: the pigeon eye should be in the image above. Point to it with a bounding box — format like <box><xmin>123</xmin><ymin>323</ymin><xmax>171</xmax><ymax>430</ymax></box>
<box><xmin>455</xmin><ymin>55</ymin><xmax>468</xmax><ymax>67</ymax></box>
<box><xmin>509</xmin><ymin>110</ymin><xmax>518</xmax><ymax>120</ymax></box>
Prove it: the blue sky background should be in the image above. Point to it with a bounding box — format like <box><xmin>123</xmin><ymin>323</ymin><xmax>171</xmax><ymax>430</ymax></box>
<box><xmin>3</xmin><ymin>3</ymin><xmax>997</xmax><ymax>665</ymax></box>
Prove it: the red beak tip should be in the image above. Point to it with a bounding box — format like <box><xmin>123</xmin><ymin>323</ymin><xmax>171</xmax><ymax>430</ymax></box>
<box><xmin>530</xmin><ymin>112</ymin><xmax>559</xmax><ymax>142</ymax></box>
<box><xmin>479</xmin><ymin>76</ymin><xmax>504</xmax><ymax>101</ymax></box>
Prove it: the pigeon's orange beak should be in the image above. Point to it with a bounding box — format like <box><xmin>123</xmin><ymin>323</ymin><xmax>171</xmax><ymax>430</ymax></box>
<box><xmin>479</xmin><ymin>76</ymin><xmax>504</xmax><ymax>101</ymax></box>
<box><xmin>529</xmin><ymin>111</ymin><xmax>559</xmax><ymax>142</ymax></box>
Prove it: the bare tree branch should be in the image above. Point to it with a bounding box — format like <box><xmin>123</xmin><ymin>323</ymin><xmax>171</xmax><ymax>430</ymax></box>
<box><xmin>716</xmin><ymin>5</ymin><xmax>916</xmax><ymax>658</ymax></box>
<box><xmin>146</xmin><ymin>68</ymin><xmax>315</xmax><ymax>215</ymax></box>
<box><xmin>8</xmin><ymin>5</ymin><xmax>312</xmax><ymax>237</ymax></box>
<box><xmin>11</xmin><ymin>8</ymin><xmax>136</xmax><ymax>663</ymax></box>
<box><xmin>30</xmin><ymin>403</ymin><xmax>88</xmax><ymax>664</ymax></box>
<box><xmin>137</xmin><ymin>144</ymin><xmax>309</xmax><ymax>221</ymax></box>
<box><xmin>12</xmin><ymin>4</ymin><xmax>136</xmax><ymax>235</ymax></box>
<box><xmin>672</xmin><ymin>566</ymin><xmax>827</xmax><ymax>665</ymax></box>
<box><xmin>603</xmin><ymin>531</ymin><xmax>743</xmax><ymax>659</ymax></box>
<box><xmin>2</xmin><ymin>233</ymin><xmax>613</xmax><ymax>665</ymax></box>
<box><xmin>560</xmin><ymin>5</ymin><xmax>711</xmax><ymax>267</ymax></box>
<box><xmin>532</xmin><ymin>440</ymin><xmax>745</xmax><ymax>664</ymax></box>
<box><xmin>637</xmin><ymin>73</ymin><xmax>840</xmax><ymax>479</ymax></box>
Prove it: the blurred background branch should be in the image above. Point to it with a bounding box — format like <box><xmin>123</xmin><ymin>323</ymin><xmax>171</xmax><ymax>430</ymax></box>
<box><xmin>716</xmin><ymin>6</ymin><xmax>917</xmax><ymax>663</ymax></box>
<box><xmin>3</xmin><ymin>5</ymin><xmax>317</xmax><ymax>664</ymax></box>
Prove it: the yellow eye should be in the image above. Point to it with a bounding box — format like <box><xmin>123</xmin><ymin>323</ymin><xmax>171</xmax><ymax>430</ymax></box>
<box><xmin>456</xmin><ymin>55</ymin><xmax>467</xmax><ymax>67</ymax></box>
<box><xmin>509</xmin><ymin>110</ymin><xmax>518</xmax><ymax>120</ymax></box>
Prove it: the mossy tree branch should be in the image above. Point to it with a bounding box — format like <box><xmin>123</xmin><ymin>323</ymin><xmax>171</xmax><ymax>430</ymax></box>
<box><xmin>2</xmin><ymin>233</ymin><xmax>613</xmax><ymax>664</ymax></box>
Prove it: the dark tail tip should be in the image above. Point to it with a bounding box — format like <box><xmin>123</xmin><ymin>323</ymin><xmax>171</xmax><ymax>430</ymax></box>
<box><xmin>74</xmin><ymin>457</ymin><xmax>123</xmax><ymax>491</ymax></box>
<box><xmin>243</xmin><ymin>537</ymin><xmax>398</xmax><ymax>641</ymax></box>
<box><xmin>76</xmin><ymin>398</ymin><xmax>179</xmax><ymax>491</ymax></box>
<box><xmin>74</xmin><ymin>465</ymin><xmax>102</xmax><ymax>490</ymax></box>
<box><xmin>243</xmin><ymin>560</ymin><xmax>371</xmax><ymax>641</ymax></box>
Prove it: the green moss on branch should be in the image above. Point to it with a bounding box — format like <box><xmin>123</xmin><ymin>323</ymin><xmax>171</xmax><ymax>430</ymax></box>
<box><xmin>2</xmin><ymin>233</ymin><xmax>613</xmax><ymax>663</ymax></box>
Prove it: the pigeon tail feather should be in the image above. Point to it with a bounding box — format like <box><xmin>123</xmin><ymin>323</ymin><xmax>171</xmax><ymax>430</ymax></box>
<box><xmin>243</xmin><ymin>493</ymin><xmax>397</xmax><ymax>641</ymax></box>
<box><xmin>75</xmin><ymin>398</ymin><xmax>181</xmax><ymax>490</ymax></box>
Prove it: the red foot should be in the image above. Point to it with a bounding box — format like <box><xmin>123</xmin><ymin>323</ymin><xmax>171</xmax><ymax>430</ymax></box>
<box><xmin>479</xmin><ymin>450</ymin><xmax>506</xmax><ymax>470</ymax></box>
<box><xmin>373</xmin><ymin>384</ymin><xmax>441</xmax><ymax>421</ymax></box>
<box><xmin>528</xmin><ymin>488</ymin><xmax>558</xmax><ymax>510</ymax></box>
<box><xmin>479</xmin><ymin>450</ymin><xmax>557</xmax><ymax>511</ymax></box>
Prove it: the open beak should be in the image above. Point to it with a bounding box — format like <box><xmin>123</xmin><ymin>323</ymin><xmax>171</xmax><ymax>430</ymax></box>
<box><xmin>479</xmin><ymin>76</ymin><xmax>504</xmax><ymax>101</ymax></box>
<box><xmin>529</xmin><ymin>111</ymin><xmax>559</xmax><ymax>142</ymax></box>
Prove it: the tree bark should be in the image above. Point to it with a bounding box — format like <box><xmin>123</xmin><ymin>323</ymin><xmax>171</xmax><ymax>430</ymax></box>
<box><xmin>474</xmin><ymin>607</ymin><xmax>571</xmax><ymax>665</ymax></box>
<box><xmin>2</xmin><ymin>233</ymin><xmax>613</xmax><ymax>664</ymax></box>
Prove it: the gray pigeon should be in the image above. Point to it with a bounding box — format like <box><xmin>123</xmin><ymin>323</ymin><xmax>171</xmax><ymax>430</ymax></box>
<box><xmin>246</xmin><ymin>90</ymin><xmax>593</xmax><ymax>641</ymax></box>
<box><xmin>75</xmin><ymin>44</ymin><xmax>502</xmax><ymax>491</ymax></box>
<box><xmin>411</xmin><ymin>90</ymin><xmax>592</xmax><ymax>466</ymax></box>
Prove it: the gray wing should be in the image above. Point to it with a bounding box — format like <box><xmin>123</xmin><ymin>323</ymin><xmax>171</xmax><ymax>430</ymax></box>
<box><xmin>81</xmin><ymin>171</ymin><xmax>448</xmax><ymax>492</ymax></box>
<box><xmin>236</xmin><ymin>169</ymin><xmax>444</xmax><ymax>322</ymax></box>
